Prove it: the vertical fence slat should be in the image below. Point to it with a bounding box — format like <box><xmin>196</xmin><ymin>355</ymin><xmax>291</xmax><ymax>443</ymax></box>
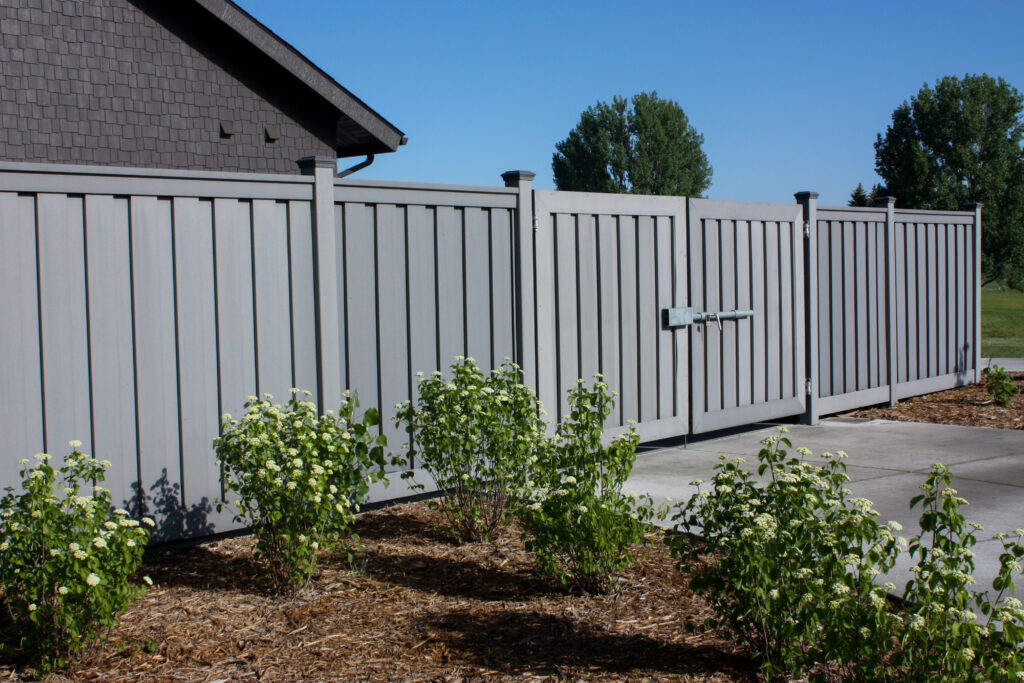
<box><xmin>719</xmin><ymin>220</ymin><xmax>737</xmax><ymax>410</ymax></box>
<box><xmin>751</xmin><ymin>220</ymin><xmax>767</xmax><ymax>403</ymax></box>
<box><xmin>577</xmin><ymin>214</ymin><xmax>600</xmax><ymax>384</ymax></box>
<box><xmin>288</xmin><ymin>201</ymin><xmax>318</xmax><ymax>396</ymax></box>
<box><xmin>779</xmin><ymin>220</ymin><xmax>795</xmax><ymax>400</ymax></box>
<box><xmin>704</xmin><ymin>219</ymin><xmax>722</xmax><ymax>411</ymax></box>
<box><xmin>735</xmin><ymin>220</ymin><xmax>752</xmax><ymax>407</ymax></box>
<box><xmin>37</xmin><ymin>194</ymin><xmax>92</xmax><ymax>460</ymax></box>
<box><xmin>214</xmin><ymin>198</ymin><xmax>257</xmax><ymax>435</ymax></box>
<box><xmin>765</xmin><ymin>221</ymin><xmax>781</xmax><ymax>401</ymax></box>
<box><xmin>555</xmin><ymin>213</ymin><xmax>578</xmax><ymax>422</ymax></box>
<box><xmin>376</xmin><ymin>203</ymin><xmax>408</xmax><ymax>462</ymax></box>
<box><xmin>407</xmin><ymin>205</ymin><xmax>438</xmax><ymax>379</ymax></box>
<box><xmin>637</xmin><ymin>216</ymin><xmax>657</xmax><ymax>422</ymax></box>
<box><xmin>252</xmin><ymin>199</ymin><xmax>292</xmax><ymax>399</ymax></box>
<box><xmin>597</xmin><ymin>215</ymin><xmax>621</xmax><ymax>427</ymax></box>
<box><xmin>490</xmin><ymin>209</ymin><xmax>515</xmax><ymax>366</ymax></box>
<box><xmin>344</xmin><ymin>203</ymin><xmax>380</xmax><ymax>411</ymax></box>
<box><xmin>464</xmin><ymin>207</ymin><xmax>491</xmax><ymax>369</ymax></box>
<box><xmin>130</xmin><ymin>196</ymin><xmax>180</xmax><ymax>520</ymax></box>
<box><xmin>436</xmin><ymin>206</ymin><xmax>464</xmax><ymax>372</ymax></box>
<box><xmin>655</xmin><ymin>217</ymin><xmax>674</xmax><ymax>418</ymax></box>
<box><xmin>618</xmin><ymin>216</ymin><xmax>639</xmax><ymax>424</ymax></box>
<box><xmin>936</xmin><ymin>224</ymin><xmax>947</xmax><ymax>375</ymax></box>
<box><xmin>856</xmin><ymin>223</ymin><xmax>869</xmax><ymax>391</ymax></box>
<box><xmin>172</xmin><ymin>197</ymin><xmax>222</xmax><ymax>536</ymax></box>
<box><xmin>0</xmin><ymin>193</ymin><xmax>44</xmax><ymax>469</ymax></box>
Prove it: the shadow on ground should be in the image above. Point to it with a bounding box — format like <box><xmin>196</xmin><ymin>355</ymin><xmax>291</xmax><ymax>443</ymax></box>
<box><xmin>421</xmin><ymin>609</ymin><xmax>759</xmax><ymax>679</ymax></box>
<box><xmin>358</xmin><ymin>548</ymin><xmax>559</xmax><ymax>601</ymax></box>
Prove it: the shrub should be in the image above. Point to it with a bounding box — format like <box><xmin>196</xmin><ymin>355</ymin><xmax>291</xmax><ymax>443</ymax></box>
<box><xmin>215</xmin><ymin>389</ymin><xmax>387</xmax><ymax>592</ymax></box>
<box><xmin>394</xmin><ymin>357</ymin><xmax>546</xmax><ymax>543</ymax></box>
<box><xmin>0</xmin><ymin>444</ymin><xmax>152</xmax><ymax>669</ymax></box>
<box><xmin>982</xmin><ymin>364</ymin><xmax>1017</xmax><ymax>407</ymax></box>
<box><xmin>669</xmin><ymin>428</ymin><xmax>903</xmax><ymax>681</ymax></box>
<box><xmin>517</xmin><ymin>376</ymin><xmax>663</xmax><ymax>592</ymax></box>
<box><xmin>896</xmin><ymin>463</ymin><xmax>1024</xmax><ymax>681</ymax></box>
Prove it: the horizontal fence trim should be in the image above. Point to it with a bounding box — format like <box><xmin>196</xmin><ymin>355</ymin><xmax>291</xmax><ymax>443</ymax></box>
<box><xmin>894</xmin><ymin>207</ymin><xmax>975</xmax><ymax>218</ymax></box>
<box><xmin>817</xmin><ymin>208</ymin><xmax>887</xmax><ymax>223</ymax></box>
<box><xmin>335</xmin><ymin>177</ymin><xmax>518</xmax><ymax>196</ymax></box>
<box><xmin>0</xmin><ymin>160</ymin><xmax>317</xmax><ymax>184</ymax></box>
<box><xmin>695</xmin><ymin>396</ymin><xmax>805</xmax><ymax>434</ymax></box>
<box><xmin>894</xmin><ymin>371</ymin><xmax>970</xmax><ymax>401</ymax></box>
<box><xmin>817</xmin><ymin>386</ymin><xmax>890</xmax><ymax>416</ymax></box>
<box><xmin>533</xmin><ymin>189</ymin><xmax>685</xmax><ymax>216</ymax></box>
<box><xmin>0</xmin><ymin>170</ymin><xmax>313</xmax><ymax>201</ymax></box>
<box><xmin>688</xmin><ymin>198</ymin><xmax>801</xmax><ymax>222</ymax></box>
<box><xmin>333</xmin><ymin>185</ymin><xmax>517</xmax><ymax>209</ymax></box>
<box><xmin>895</xmin><ymin>213</ymin><xmax>974</xmax><ymax>226</ymax></box>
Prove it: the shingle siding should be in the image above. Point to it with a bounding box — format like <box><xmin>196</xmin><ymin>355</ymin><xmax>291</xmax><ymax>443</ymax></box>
<box><xmin>0</xmin><ymin>0</ymin><xmax>338</xmax><ymax>173</ymax></box>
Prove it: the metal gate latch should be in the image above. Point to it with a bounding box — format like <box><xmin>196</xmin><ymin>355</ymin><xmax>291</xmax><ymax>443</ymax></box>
<box><xmin>661</xmin><ymin>308</ymin><xmax>754</xmax><ymax>329</ymax></box>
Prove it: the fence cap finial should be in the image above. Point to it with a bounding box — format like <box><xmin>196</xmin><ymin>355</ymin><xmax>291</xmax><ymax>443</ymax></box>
<box><xmin>297</xmin><ymin>155</ymin><xmax>337</xmax><ymax>175</ymax></box>
<box><xmin>962</xmin><ymin>202</ymin><xmax>983</xmax><ymax>211</ymax></box>
<box><xmin>501</xmin><ymin>170</ymin><xmax>536</xmax><ymax>187</ymax></box>
<box><xmin>873</xmin><ymin>196</ymin><xmax>897</xmax><ymax>208</ymax></box>
<box><xmin>793</xmin><ymin>191</ymin><xmax>818</xmax><ymax>200</ymax></box>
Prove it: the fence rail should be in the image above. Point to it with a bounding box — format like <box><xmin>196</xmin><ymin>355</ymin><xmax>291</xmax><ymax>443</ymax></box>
<box><xmin>0</xmin><ymin>161</ymin><xmax>982</xmax><ymax>542</ymax></box>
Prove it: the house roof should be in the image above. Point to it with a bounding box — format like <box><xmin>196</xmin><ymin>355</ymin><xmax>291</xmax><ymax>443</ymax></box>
<box><xmin>191</xmin><ymin>0</ymin><xmax>406</xmax><ymax>158</ymax></box>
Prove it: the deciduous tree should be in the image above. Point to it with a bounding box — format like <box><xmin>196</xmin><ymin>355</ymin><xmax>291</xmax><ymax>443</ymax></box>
<box><xmin>552</xmin><ymin>92</ymin><xmax>712</xmax><ymax>197</ymax></box>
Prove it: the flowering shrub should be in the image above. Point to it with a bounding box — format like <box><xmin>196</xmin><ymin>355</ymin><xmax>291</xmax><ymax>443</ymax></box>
<box><xmin>394</xmin><ymin>357</ymin><xmax>547</xmax><ymax>543</ymax></box>
<box><xmin>896</xmin><ymin>463</ymin><xmax>1024</xmax><ymax>681</ymax></box>
<box><xmin>673</xmin><ymin>434</ymin><xmax>1024</xmax><ymax>681</ymax></box>
<box><xmin>215</xmin><ymin>390</ymin><xmax>387</xmax><ymax>592</ymax></box>
<box><xmin>0</xmin><ymin>443</ymin><xmax>152</xmax><ymax>669</ymax></box>
<box><xmin>517</xmin><ymin>377</ymin><xmax>663</xmax><ymax>592</ymax></box>
<box><xmin>982</xmin><ymin>364</ymin><xmax>1017</xmax><ymax>407</ymax></box>
<box><xmin>669</xmin><ymin>428</ymin><xmax>903</xmax><ymax>681</ymax></box>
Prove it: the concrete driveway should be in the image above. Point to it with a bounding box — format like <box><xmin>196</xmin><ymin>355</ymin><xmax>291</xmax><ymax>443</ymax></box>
<box><xmin>627</xmin><ymin>418</ymin><xmax>1024</xmax><ymax>594</ymax></box>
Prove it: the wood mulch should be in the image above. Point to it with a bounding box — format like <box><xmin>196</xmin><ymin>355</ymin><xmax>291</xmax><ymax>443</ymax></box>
<box><xmin>850</xmin><ymin>373</ymin><xmax>1024</xmax><ymax>429</ymax></box>
<box><xmin>1</xmin><ymin>503</ymin><xmax>760</xmax><ymax>682</ymax></box>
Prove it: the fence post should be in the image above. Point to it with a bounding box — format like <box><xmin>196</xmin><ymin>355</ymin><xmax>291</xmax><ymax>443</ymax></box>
<box><xmin>502</xmin><ymin>170</ymin><xmax>536</xmax><ymax>390</ymax></box>
<box><xmin>298</xmin><ymin>155</ymin><xmax>342</xmax><ymax>411</ymax></box>
<box><xmin>963</xmin><ymin>202</ymin><xmax>983</xmax><ymax>383</ymax></box>
<box><xmin>876</xmin><ymin>196</ymin><xmax>898</xmax><ymax>405</ymax></box>
<box><xmin>795</xmin><ymin>191</ymin><xmax>819</xmax><ymax>425</ymax></box>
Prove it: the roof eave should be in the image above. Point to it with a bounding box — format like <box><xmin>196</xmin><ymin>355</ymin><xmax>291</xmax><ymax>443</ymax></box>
<box><xmin>190</xmin><ymin>0</ymin><xmax>405</xmax><ymax>154</ymax></box>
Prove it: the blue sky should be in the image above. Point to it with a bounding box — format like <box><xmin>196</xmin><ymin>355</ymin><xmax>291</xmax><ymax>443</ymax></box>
<box><xmin>241</xmin><ymin>1</ymin><xmax>1024</xmax><ymax>206</ymax></box>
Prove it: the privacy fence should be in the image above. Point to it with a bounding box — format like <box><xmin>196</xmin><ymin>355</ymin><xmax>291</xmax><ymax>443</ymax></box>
<box><xmin>0</xmin><ymin>161</ymin><xmax>980</xmax><ymax>540</ymax></box>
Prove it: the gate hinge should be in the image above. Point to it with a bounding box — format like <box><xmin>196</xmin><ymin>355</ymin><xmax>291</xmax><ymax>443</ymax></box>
<box><xmin>532</xmin><ymin>216</ymin><xmax>539</xmax><ymax>232</ymax></box>
<box><xmin>803</xmin><ymin>220</ymin><xmax>811</xmax><ymax>239</ymax></box>
<box><xmin>805</xmin><ymin>378</ymin><xmax>813</xmax><ymax>396</ymax></box>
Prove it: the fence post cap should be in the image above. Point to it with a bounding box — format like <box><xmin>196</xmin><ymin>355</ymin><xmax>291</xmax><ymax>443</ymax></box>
<box><xmin>501</xmin><ymin>170</ymin><xmax>536</xmax><ymax>187</ymax></box>
<box><xmin>873</xmin><ymin>196</ymin><xmax>897</xmax><ymax>208</ymax></box>
<box><xmin>793</xmin><ymin>191</ymin><xmax>818</xmax><ymax>200</ymax></box>
<box><xmin>297</xmin><ymin>156</ymin><xmax>337</xmax><ymax>174</ymax></box>
<box><xmin>962</xmin><ymin>202</ymin><xmax>983</xmax><ymax>210</ymax></box>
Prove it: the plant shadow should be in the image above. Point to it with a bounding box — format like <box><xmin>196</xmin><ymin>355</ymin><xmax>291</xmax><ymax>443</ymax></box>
<box><xmin>124</xmin><ymin>468</ymin><xmax>216</xmax><ymax>544</ymax></box>
<box><xmin>142</xmin><ymin>543</ymin><xmax>261</xmax><ymax>595</ymax></box>
<box><xmin>352</xmin><ymin>507</ymin><xmax>459</xmax><ymax>546</ymax></box>
<box><xmin>421</xmin><ymin>609</ymin><xmax>759</xmax><ymax>679</ymax></box>
<box><xmin>359</xmin><ymin>548</ymin><xmax>560</xmax><ymax>601</ymax></box>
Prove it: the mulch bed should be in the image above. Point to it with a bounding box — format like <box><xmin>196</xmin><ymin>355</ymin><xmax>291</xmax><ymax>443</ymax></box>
<box><xmin>1</xmin><ymin>503</ymin><xmax>760</xmax><ymax>682</ymax></box>
<box><xmin>850</xmin><ymin>373</ymin><xmax>1024</xmax><ymax>429</ymax></box>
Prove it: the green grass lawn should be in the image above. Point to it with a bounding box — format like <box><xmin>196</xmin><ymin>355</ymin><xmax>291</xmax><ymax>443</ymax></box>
<box><xmin>982</xmin><ymin>283</ymin><xmax>1024</xmax><ymax>357</ymax></box>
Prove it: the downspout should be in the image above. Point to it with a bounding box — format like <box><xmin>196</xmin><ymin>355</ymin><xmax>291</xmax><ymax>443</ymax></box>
<box><xmin>336</xmin><ymin>154</ymin><xmax>374</xmax><ymax>178</ymax></box>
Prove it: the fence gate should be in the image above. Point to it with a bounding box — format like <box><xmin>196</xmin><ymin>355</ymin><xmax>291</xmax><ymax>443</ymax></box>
<box><xmin>531</xmin><ymin>190</ymin><xmax>690</xmax><ymax>441</ymax></box>
<box><xmin>686</xmin><ymin>198</ymin><xmax>806</xmax><ymax>433</ymax></box>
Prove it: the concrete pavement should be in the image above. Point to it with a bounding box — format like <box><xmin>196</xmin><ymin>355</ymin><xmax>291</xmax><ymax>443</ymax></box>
<box><xmin>627</xmin><ymin>418</ymin><xmax>1024</xmax><ymax>595</ymax></box>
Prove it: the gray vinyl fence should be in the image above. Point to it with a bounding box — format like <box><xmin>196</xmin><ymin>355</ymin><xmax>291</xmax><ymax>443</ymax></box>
<box><xmin>804</xmin><ymin>196</ymin><xmax>981</xmax><ymax>419</ymax></box>
<box><xmin>0</xmin><ymin>162</ymin><xmax>981</xmax><ymax>542</ymax></box>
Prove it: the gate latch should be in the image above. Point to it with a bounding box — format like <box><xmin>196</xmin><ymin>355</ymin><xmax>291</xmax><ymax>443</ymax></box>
<box><xmin>662</xmin><ymin>308</ymin><xmax>754</xmax><ymax>329</ymax></box>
